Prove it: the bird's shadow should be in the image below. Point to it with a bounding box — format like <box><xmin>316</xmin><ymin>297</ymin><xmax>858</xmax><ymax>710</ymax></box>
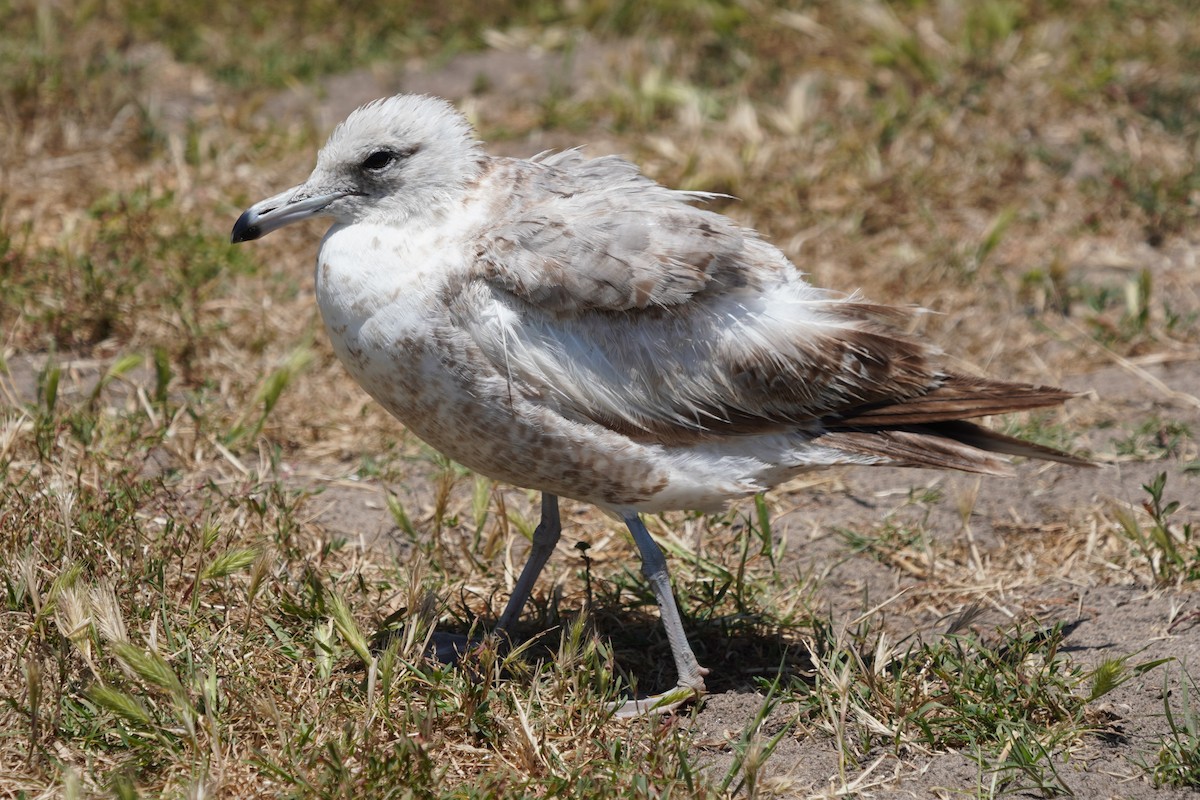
<box><xmin>374</xmin><ymin>591</ymin><xmax>816</xmax><ymax>699</ymax></box>
<box><xmin>370</xmin><ymin>592</ymin><xmax>1102</xmax><ymax>711</ymax></box>
<box><xmin>593</xmin><ymin>607</ymin><xmax>814</xmax><ymax>696</ymax></box>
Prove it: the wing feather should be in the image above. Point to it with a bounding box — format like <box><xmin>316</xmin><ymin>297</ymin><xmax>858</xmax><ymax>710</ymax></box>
<box><xmin>456</xmin><ymin>154</ymin><xmax>1083</xmax><ymax>469</ymax></box>
<box><xmin>474</xmin><ymin>157</ymin><xmax>745</xmax><ymax>312</ymax></box>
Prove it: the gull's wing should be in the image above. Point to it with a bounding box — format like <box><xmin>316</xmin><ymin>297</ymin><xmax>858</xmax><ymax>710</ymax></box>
<box><xmin>464</xmin><ymin>154</ymin><xmax>939</xmax><ymax>427</ymax></box>
<box><xmin>458</xmin><ymin>154</ymin><xmax>1083</xmax><ymax>470</ymax></box>
<box><xmin>474</xmin><ymin>152</ymin><xmax>746</xmax><ymax>313</ymax></box>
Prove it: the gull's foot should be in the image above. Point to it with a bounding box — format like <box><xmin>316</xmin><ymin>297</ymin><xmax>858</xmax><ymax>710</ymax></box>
<box><xmin>610</xmin><ymin>679</ymin><xmax>708</xmax><ymax>719</ymax></box>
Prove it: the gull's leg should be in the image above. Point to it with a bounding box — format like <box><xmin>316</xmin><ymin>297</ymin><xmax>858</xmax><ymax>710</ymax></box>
<box><xmin>427</xmin><ymin>493</ymin><xmax>560</xmax><ymax>663</ymax></box>
<box><xmin>614</xmin><ymin>512</ymin><xmax>709</xmax><ymax>718</ymax></box>
<box><xmin>495</xmin><ymin>493</ymin><xmax>561</xmax><ymax>636</ymax></box>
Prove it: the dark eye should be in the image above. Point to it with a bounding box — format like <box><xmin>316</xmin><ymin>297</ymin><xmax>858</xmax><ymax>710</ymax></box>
<box><xmin>360</xmin><ymin>145</ymin><xmax>418</xmax><ymax>172</ymax></box>
<box><xmin>361</xmin><ymin>150</ymin><xmax>397</xmax><ymax>171</ymax></box>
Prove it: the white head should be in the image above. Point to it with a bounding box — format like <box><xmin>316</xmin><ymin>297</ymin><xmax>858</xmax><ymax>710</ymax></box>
<box><xmin>231</xmin><ymin>94</ymin><xmax>485</xmax><ymax>242</ymax></box>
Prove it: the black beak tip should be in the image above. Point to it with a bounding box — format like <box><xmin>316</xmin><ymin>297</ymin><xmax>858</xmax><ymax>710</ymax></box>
<box><xmin>230</xmin><ymin>209</ymin><xmax>262</xmax><ymax>244</ymax></box>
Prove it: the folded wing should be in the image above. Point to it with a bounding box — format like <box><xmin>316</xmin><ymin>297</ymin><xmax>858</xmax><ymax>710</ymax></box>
<box><xmin>459</xmin><ymin>154</ymin><xmax>1085</xmax><ymax>472</ymax></box>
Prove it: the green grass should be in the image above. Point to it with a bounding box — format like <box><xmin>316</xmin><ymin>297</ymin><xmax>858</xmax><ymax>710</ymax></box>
<box><xmin>1143</xmin><ymin>665</ymin><xmax>1200</xmax><ymax>789</ymax></box>
<box><xmin>790</xmin><ymin>619</ymin><xmax>1168</xmax><ymax>797</ymax></box>
<box><xmin>1001</xmin><ymin>411</ymin><xmax>1083</xmax><ymax>455</ymax></box>
<box><xmin>1111</xmin><ymin>472</ymin><xmax>1200</xmax><ymax>585</ymax></box>
<box><xmin>3</xmin><ymin>0</ymin><xmax>1200</xmax><ymax>795</ymax></box>
<box><xmin>1114</xmin><ymin>418</ymin><xmax>1193</xmax><ymax>462</ymax></box>
<box><xmin>1</xmin><ymin>469</ymin><xmax>756</xmax><ymax>797</ymax></box>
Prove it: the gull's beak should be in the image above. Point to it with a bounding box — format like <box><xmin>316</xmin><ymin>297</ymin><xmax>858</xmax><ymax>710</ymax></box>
<box><xmin>230</xmin><ymin>185</ymin><xmax>352</xmax><ymax>243</ymax></box>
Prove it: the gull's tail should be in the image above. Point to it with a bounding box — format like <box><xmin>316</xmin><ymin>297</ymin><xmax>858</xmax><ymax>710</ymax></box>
<box><xmin>817</xmin><ymin>375</ymin><xmax>1092</xmax><ymax>475</ymax></box>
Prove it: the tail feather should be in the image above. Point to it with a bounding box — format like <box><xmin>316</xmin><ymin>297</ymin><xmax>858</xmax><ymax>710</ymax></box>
<box><xmin>818</xmin><ymin>372</ymin><xmax>1092</xmax><ymax>473</ymax></box>
<box><xmin>921</xmin><ymin>420</ymin><xmax>1093</xmax><ymax>467</ymax></box>
<box><xmin>833</xmin><ymin>375</ymin><xmax>1078</xmax><ymax>427</ymax></box>
<box><xmin>816</xmin><ymin>421</ymin><xmax>1091</xmax><ymax>474</ymax></box>
<box><xmin>816</xmin><ymin>429</ymin><xmax>1017</xmax><ymax>475</ymax></box>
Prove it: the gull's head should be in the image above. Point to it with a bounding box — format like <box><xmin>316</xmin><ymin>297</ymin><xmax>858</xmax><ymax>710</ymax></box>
<box><xmin>231</xmin><ymin>94</ymin><xmax>484</xmax><ymax>243</ymax></box>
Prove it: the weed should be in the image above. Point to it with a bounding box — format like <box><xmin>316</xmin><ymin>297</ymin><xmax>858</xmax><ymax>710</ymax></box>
<box><xmin>1141</xmin><ymin>665</ymin><xmax>1200</xmax><ymax>788</ymax></box>
<box><xmin>1112</xmin><ymin>472</ymin><xmax>1199</xmax><ymax>584</ymax></box>
<box><xmin>225</xmin><ymin>341</ymin><xmax>314</xmax><ymax>445</ymax></box>
<box><xmin>1113</xmin><ymin>417</ymin><xmax>1192</xmax><ymax>461</ymax></box>
<box><xmin>837</xmin><ymin>522</ymin><xmax>923</xmax><ymax>565</ymax></box>
<box><xmin>791</xmin><ymin>619</ymin><xmax>1166</xmax><ymax>796</ymax></box>
<box><xmin>720</xmin><ymin>675</ymin><xmax>794</xmax><ymax>797</ymax></box>
<box><xmin>1001</xmin><ymin>412</ymin><xmax>1081</xmax><ymax>454</ymax></box>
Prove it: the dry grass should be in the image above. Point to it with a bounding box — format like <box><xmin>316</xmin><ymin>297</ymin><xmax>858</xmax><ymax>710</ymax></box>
<box><xmin>2</xmin><ymin>0</ymin><xmax>1199</xmax><ymax>797</ymax></box>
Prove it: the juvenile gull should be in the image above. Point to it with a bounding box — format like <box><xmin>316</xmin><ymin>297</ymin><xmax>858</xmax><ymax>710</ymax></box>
<box><xmin>232</xmin><ymin>94</ymin><xmax>1087</xmax><ymax>716</ymax></box>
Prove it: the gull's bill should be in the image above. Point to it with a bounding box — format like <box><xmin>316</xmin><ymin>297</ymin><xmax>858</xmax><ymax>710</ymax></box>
<box><xmin>231</xmin><ymin>186</ymin><xmax>353</xmax><ymax>243</ymax></box>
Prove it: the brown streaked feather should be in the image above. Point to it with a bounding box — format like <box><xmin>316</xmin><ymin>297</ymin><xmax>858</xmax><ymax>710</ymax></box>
<box><xmin>830</xmin><ymin>374</ymin><xmax>1077</xmax><ymax>427</ymax></box>
<box><xmin>816</xmin><ymin>429</ymin><xmax>1016</xmax><ymax>475</ymax></box>
<box><xmin>818</xmin><ymin>419</ymin><xmax>1091</xmax><ymax>473</ymax></box>
<box><xmin>458</xmin><ymin>155</ymin><xmax>1089</xmax><ymax>474</ymax></box>
<box><xmin>905</xmin><ymin>420</ymin><xmax>1092</xmax><ymax>466</ymax></box>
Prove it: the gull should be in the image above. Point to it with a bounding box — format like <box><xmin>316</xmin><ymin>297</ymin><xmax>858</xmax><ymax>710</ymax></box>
<box><xmin>232</xmin><ymin>94</ymin><xmax>1087</xmax><ymax>717</ymax></box>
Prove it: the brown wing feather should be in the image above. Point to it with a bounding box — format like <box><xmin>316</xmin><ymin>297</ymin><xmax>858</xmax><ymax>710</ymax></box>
<box><xmin>916</xmin><ymin>420</ymin><xmax>1092</xmax><ymax>465</ymax></box>
<box><xmin>830</xmin><ymin>374</ymin><xmax>1076</xmax><ymax>427</ymax></box>
<box><xmin>819</xmin><ymin>419</ymin><xmax>1091</xmax><ymax>474</ymax></box>
<box><xmin>464</xmin><ymin>157</ymin><xmax>1089</xmax><ymax>472</ymax></box>
<box><xmin>818</xmin><ymin>375</ymin><xmax>1090</xmax><ymax>470</ymax></box>
<box><xmin>816</xmin><ymin>429</ymin><xmax>1016</xmax><ymax>475</ymax></box>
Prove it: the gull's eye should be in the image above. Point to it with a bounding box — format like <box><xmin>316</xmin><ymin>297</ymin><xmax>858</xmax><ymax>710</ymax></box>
<box><xmin>361</xmin><ymin>150</ymin><xmax>397</xmax><ymax>171</ymax></box>
<box><xmin>360</xmin><ymin>145</ymin><xmax>417</xmax><ymax>173</ymax></box>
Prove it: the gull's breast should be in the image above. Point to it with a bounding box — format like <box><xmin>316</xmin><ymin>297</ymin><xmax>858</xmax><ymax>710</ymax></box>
<box><xmin>312</xmin><ymin>222</ymin><xmax>697</xmax><ymax>509</ymax></box>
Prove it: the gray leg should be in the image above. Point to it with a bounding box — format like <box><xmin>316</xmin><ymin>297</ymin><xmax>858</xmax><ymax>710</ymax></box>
<box><xmin>622</xmin><ymin>512</ymin><xmax>709</xmax><ymax>693</ymax></box>
<box><xmin>495</xmin><ymin>493</ymin><xmax>561</xmax><ymax>635</ymax></box>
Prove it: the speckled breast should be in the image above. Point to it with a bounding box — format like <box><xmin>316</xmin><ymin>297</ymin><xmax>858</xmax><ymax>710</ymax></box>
<box><xmin>328</xmin><ymin>312</ymin><xmax>671</xmax><ymax>510</ymax></box>
<box><xmin>314</xmin><ymin>226</ymin><xmax>670</xmax><ymax>510</ymax></box>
